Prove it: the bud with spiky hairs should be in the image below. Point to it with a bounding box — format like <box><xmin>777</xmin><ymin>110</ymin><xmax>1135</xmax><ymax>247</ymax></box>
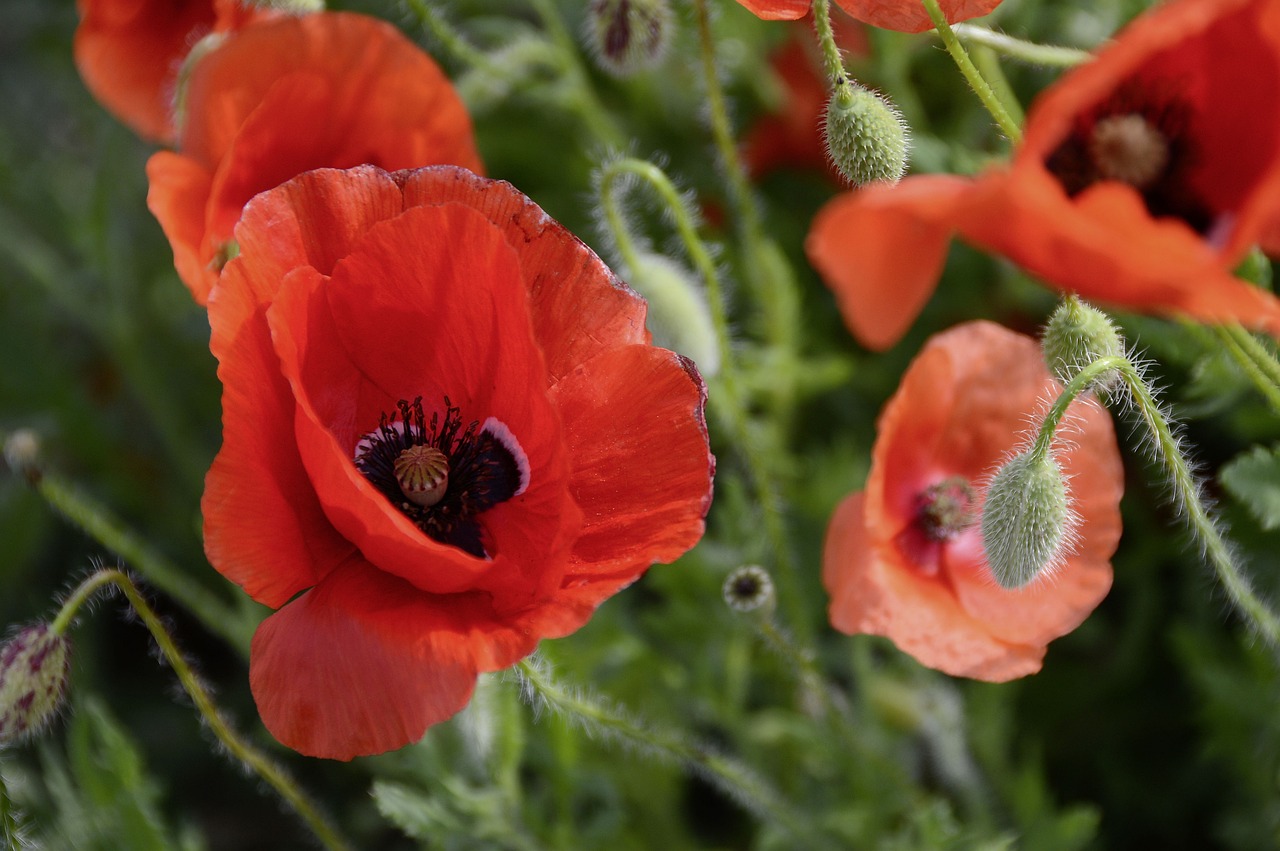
<box><xmin>585</xmin><ymin>0</ymin><xmax>674</xmax><ymax>77</ymax></box>
<box><xmin>1041</xmin><ymin>296</ymin><xmax>1126</xmax><ymax>395</ymax></box>
<box><xmin>0</xmin><ymin>623</ymin><xmax>72</xmax><ymax>744</ymax></box>
<box><xmin>824</xmin><ymin>82</ymin><xmax>909</xmax><ymax>187</ymax></box>
<box><xmin>722</xmin><ymin>565</ymin><xmax>775</xmax><ymax>615</ymax></box>
<box><xmin>981</xmin><ymin>450</ymin><xmax>1076</xmax><ymax>590</ymax></box>
<box><xmin>626</xmin><ymin>252</ymin><xmax>720</xmax><ymax>377</ymax></box>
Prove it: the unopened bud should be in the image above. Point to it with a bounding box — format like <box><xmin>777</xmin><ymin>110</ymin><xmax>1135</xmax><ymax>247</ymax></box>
<box><xmin>824</xmin><ymin>82</ymin><xmax>909</xmax><ymax>187</ymax></box>
<box><xmin>171</xmin><ymin>32</ymin><xmax>228</xmax><ymax>138</ymax></box>
<box><xmin>0</xmin><ymin>623</ymin><xmax>72</xmax><ymax>744</ymax></box>
<box><xmin>981</xmin><ymin>450</ymin><xmax>1074</xmax><ymax>590</ymax></box>
<box><xmin>3</xmin><ymin>429</ymin><xmax>41</xmax><ymax>483</ymax></box>
<box><xmin>627</xmin><ymin>252</ymin><xmax>720</xmax><ymax>377</ymax></box>
<box><xmin>723</xmin><ymin>565</ymin><xmax>775</xmax><ymax>615</ymax></box>
<box><xmin>1234</xmin><ymin>247</ymin><xmax>1273</xmax><ymax>291</ymax></box>
<box><xmin>585</xmin><ymin>0</ymin><xmax>674</xmax><ymax>77</ymax></box>
<box><xmin>1041</xmin><ymin>296</ymin><xmax>1125</xmax><ymax>395</ymax></box>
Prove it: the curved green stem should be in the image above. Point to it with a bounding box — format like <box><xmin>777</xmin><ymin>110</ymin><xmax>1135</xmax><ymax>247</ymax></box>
<box><xmin>52</xmin><ymin>570</ymin><xmax>351</xmax><ymax>851</ymax></box>
<box><xmin>29</xmin><ymin>470</ymin><xmax>249</xmax><ymax>650</ymax></box>
<box><xmin>1215</xmin><ymin>324</ymin><xmax>1280</xmax><ymax>413</ymax></box>
<box><xmin>515</xmin><ymin>658</ymin><xmax>827</xmax><ymax>847</ymax></box>
<box><xmin>812</xmin><ymin>0</ymin><xmax>848</xmax><ymax>86</ymax></box>
<box><xmin>1032</xmin><ymin>356</ymin><xmax>1280</xmax><ymax>646</ymax></box>
<box><xmin>949</xmin><ymin>24</ymin><xmax>1092</xmax><ymax>67</ymax></box>
<box><xmin>920</xmin><ymin>0</ymin><xmax>1022</xmax><ymax>142</ymax></box>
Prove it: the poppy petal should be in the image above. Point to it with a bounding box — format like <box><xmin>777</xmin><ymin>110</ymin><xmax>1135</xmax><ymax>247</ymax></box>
<box><xmin>250</xmin><ymin>558</ymin><xmax>540</xmax><ymax>760</ymax></box>
<box><xmin>834</xmin><ymin>0</ymin><xmax>1003</xmax><ymax>33</ymax></box>
<box><xmin>146</xmin><ymin>152</ymin><xmax>216</xmax><ymax>304</ymax></box>
<box><xmin>732</xmin><ymin>0</ymin><xmax>810</xmax><ymax>20</ymax></box>
<box><xmin>807</xmin><ymin>175</ymin><xmax>973</xmax><ymax>351</ymax></box>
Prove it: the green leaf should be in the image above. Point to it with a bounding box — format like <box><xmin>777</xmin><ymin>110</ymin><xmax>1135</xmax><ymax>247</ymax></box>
<box><xmin>1221</xmin><ymin>445</ymin><xmax>1280</xmax><ymax>531</ymax></box>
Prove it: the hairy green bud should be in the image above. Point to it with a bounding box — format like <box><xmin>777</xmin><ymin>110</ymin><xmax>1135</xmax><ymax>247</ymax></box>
<box><xmin>981</xmin><ymin>451</ymin><xmax>1074</xmax><ymax>590</ymax></box>
<box><xmin>627</xmin><ymin>252</ymin><xmax>720</xmax><ymax>377</ymax></box>
<box><xmin>1041</xmin><ymin>296</ymin><xmax>1125</xmax><ymax>394</ymax></box>
<box><xmin>824</xmin><ymin>83</ymin><xmax>909</xmax><ymax>187</ymax></box>
<box><xmin>0</xmin><ymin>623</ymin><xmax>72</xmax><ymax>744</ymax></box>
<box><xmin>585</xmin><ymin>0</ymin><xmax>673</xmax><ymax>77</ymax></box>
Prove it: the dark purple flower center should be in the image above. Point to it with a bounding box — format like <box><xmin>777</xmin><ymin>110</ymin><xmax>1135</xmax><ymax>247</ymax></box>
<box><xmin>354</xmin><ymin>397</ymin><xmax>529</xmax><ymax>559</ymax></box>
<box><xmin>917</xmin><ymin>477</ymin><xmax>976</xmax><ymax>542</ymax></box>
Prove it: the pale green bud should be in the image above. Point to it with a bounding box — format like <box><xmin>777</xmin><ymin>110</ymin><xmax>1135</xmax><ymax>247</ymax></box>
<box><xmin>824</xmin><ymin>82</ymin><xmax>909</xmax><ymax>187</ymax></box>
<box><xmin>627</xmin><ymin>252</ymin><xmax>720</xmax><ymax>377</ymax></box>
<box><xmin>585</xmin><ymin>0</ymin><xmax>674</xmax><ymax>77</ymax></box>
<box><xmin>0</xmin><ymin>623</ymin><xmax>72</xmax><ymax>744</ymax></box>
<box><xmin>981</xmin><ymin>451</ymin><xmax>1074</xmax><ymax>590</ymax></box>
<box><xmin>1041</xmin><ymin>296</ymin><xmax>1125</xmax><ymax>394</ymax></box>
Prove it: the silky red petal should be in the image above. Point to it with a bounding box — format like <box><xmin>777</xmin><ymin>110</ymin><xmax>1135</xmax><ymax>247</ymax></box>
<box><xmin>202</xmin><ymin>271</ymin><xmax>353</xmax><ymax>609</ymax></box>
<box><xmin>824</xmin><ymin>493</ymin><xmax>1045</xmax><ymax>681</ymax></box>
<box><xmin>807</xmin><ymin>175</ymin><xmax>973</xmax><ymax>351</ymax></box>
<box><xmin>146</xmin><ymin>151</ymin><xmax>216</xmax><ymax>304</ymax></box>
<box><xmin>250</xmin><ymin>558</ymin><xmax>540</xmax><ymax>760</ymax></box>
<box><xmin>732</xmin><ymin>0</ymin><xmax>810</xmax><ymax>20</ymax></box>
<box><xmin>395</xmin><ymin>168</ymin><xmax>652</xmax><ymax>382</ymax></box>
<box><xmin>834</xmin><ymin>0</ymin><xmax>1002</xmax><ymax>33</ymax></box>
<box><xmin>550</xmin><ymin>345</ymin><xmax>713</xmax><ymax>585</ymax></box>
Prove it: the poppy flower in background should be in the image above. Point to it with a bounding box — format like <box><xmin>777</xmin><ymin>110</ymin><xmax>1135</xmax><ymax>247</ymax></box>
<box><xmin>203</xmin><ymin>164</ymin><xmax>714</xmax><ymax>760</ymax></box>
<box><xmin>823</xmin><ymin>321</ymin><xmax>1123</xmax><ymax>681</ymax></box>
<box><xmin>732</xmin><ymin>0</ymin><xmax>1003</xmax><ymax>34</ymax></box>
<box><xmin>74</xmin><ymin>0</ymin><xmax>272</xmax><ymax>143</ymax></box>
<box><xmin>146</xmin><ymin>11</ymin><xmax>483</xmax><ymax>305</ymax></box>
<box><xmin>743</xmin><ymin>14</ymin><xmax>868</xmax><ymax>180</ymax></box>
<box><xmin>807</xmin><ymin>0</ymin><xmax>1280</xmax><ymax>352</ymax></box>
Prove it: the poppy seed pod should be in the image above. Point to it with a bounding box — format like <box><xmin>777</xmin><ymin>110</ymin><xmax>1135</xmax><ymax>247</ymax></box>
<box><xmin>0</xmin><ymin>623</ymin><xmax>72</xmax><ymax>744</ymax></box>
<box><xmin>824</xmin><ymin>82</ymin><xmax>908</xmax><ymax>187</ymax></box>
<box><xmin>981</xmin><ymin>450</ymin><xmax>1075</xmax><ymax>590</ymax></box>
<box><xmin>1041</xmin><ymin>296</ymin><xmax>1126</xmax><ymax>394</ymax></box>
<box><xmin>626</xmin><ymin>252</ymin><xmax>720</xmax><ymax>377</ymax></box>
<box><xmin>585</xmin><ymin>0</ymin><xmax>674</xmax><ymax>77</ymax></box>
<box><xmin>722</xmin><ymin>565</ymin><xmax>775</xmax><ymax>614</ymax></box>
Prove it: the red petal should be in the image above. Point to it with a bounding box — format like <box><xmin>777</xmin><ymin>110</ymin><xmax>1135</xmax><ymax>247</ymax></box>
<box><xmin>250</xmin><ymin>558</ymin><xmax>539</xmax><ymax>760</ymax></box>
<box><xmin>203</xmin><ymin>273</ymin><xmax>353</xmax><ymax>609</ymax></box>
<box><xmin>146</xmin><ymin>152</ymin><xmax>216</xmax><ymax>305</ymax></box>
<box><xmin>732</xmin><ymin>0</ymin><xmax>811</xmax><ymax>20</ymax></box>
<box><xmin>834</xmin><ymin>0</ymin><xmax>1003</xmax><ymax>33</ymax></box>
<box><xmin>549</xmin><ymin>345</ymin><xmax>713</xmax><ymax>595</ymax></box>
<box><xmin>806</xmin><ymin>175</ymin><xmax>972</xmax><ymax>351</ymax></box>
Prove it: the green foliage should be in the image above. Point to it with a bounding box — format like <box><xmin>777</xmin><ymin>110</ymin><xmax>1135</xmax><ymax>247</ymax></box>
<box><xmin>1221</xmin><ymin>444</ymin><xmax>1280</xmax><ymax>531</ymax></box>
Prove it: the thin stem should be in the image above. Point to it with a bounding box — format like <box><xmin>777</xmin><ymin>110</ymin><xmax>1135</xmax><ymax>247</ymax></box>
<box><xmin>403</xmin><ymin>0</ymin><xmax>504</xmax><ymax>75</ymax></box>
<box><xmin>52</xmin><ymin>570</ymin><xmax>352</xmax><ymax>851</ymax></box>
<box><xmin>812</xmin><ymin>0</ymin><xmax>848</xmax><ymax>86</ymax></box>
<box><xmin>31</xmin><ymin>472</ymin><xmax>249</xmax><ymax>650</ymax></box>
<box><xmin>529</xmin><ymin>0</ymin><xmax>627</xmax><ymax>148</ymax></box>
<box><xmin>1032</xmin><ymin>357</ymin><xmax>1280</xmax><ymax>646</ymax></box>
<box><xmin>594</xmin><ymin>157</ymin><xmax>807</xmax><ymax>639</ymax></box>
<box><xmin>920</xmin><ymin>0</ymin><xmax>1022</xmax><ymax>142</ymax></box>
<box><xmin>949</xmin><ymin>24</ymin><xmax>1092</xmax><ymax>67</ymax></box>
<box><xmin>1212</xmin><ymin>325</ymin><xmax>1280</xmax><ymax>414</ymax></box>
<box><xmin>515</xmin><ymin>658</ymin><xmax>827</xmax><ymax>847</ymax></box>
<box><xmin>971</xmin><ymin>45</ymin><xmax>1024</xmax><ymax>128</ymax></box>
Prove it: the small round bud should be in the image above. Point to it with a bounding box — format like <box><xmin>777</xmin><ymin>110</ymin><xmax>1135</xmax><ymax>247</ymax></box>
<box><xmin>3</xmin><ymin>429</ymin><xmax>41</xmax><ymax>481</ymax></box>
<box><xmin>824</xmin><ymin>82</ymin><xmax>909</xmax><ymax>187</ymax></box>
<box><xmin>1041</xmin><ymin>296</ymin><xmax>1125</xmax><ymax>394</ymax></box>
<box><xmin>0</xmin><ymin>623</ymin><xmax>72</xmax><ymax>744</ymax></box>
<box><xmin>394</xmin><ymin>445</ymin><xmax>450</xmax><ymax>508</ymax></box>
<box><xmin>1234</xmin><ymin>247</ymin><xmax>1274</xmax><ymax>291</ymax></box>
<box><xmin>585</xmin><ymin>0</ymin><xmax>674</xmax><ymax>77</ymax></box>
<box><xmin>981</xmin><ymin>451</ymin><xmax>1075</xmax><ymax>590</ymax></box>
<box><xmin>722</xmin><ymin>565</ymin><xmax>775</xmax><ymax>614</ymax></box>
<box><xmin>627</xmin><ymin>252</ymin><xmax>720</xmax><ymax>377</ymax></box>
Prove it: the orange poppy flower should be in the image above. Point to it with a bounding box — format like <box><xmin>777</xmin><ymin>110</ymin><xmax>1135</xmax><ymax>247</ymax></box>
<box><xmin>733</xmin><ymin>0</ymin><xmax>1002</xmax><ymax>33</ymax></box>
<box><xmin>823</xmin><ymin>321</ymin><xmax>1123</xmax><ymax>681</ymax></box>
<box><xmin>203</xmin><ymin>164</ymin><xmax>714</xmax><ymax>759</ymax></box>
<box><xmin>808</xmin><ymin>0</ymin><xmax>1280</xmax><ymax>351</ymax></box>
<box><xmin>74</xmin><ymin>0</ymin><xmax>269</xmax><ymax>143</ymax></box>
<box><xmin>146</xmin><ymin>12</ymin><xmax>483</xmax><ymax>305</ymax></box>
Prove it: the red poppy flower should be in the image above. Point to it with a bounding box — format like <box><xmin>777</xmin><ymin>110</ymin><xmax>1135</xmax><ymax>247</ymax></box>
<box><xmin>74</xmin><ymin>0</ymin><xmax>270</xmax><ymax>143</ymax></box>
<box><xmin>732</xmin><ymin>0</ymin><xmax>1003</xmax><ymax>33</ymax></box>
<box><xmin>203</xmin><ymin>164</ymin><xmax>714</xmax><ymax>759</ymax></box>
<box><xmin>146</xmin><ymin>12</ymin><xmax>483</xmax><ymax>305</ymax></box>
<box><xmin>743</xmin><ymin>15</ymin><xmax>868</xmax><ymax>179</ymax></box>
<box><xmin>808</xmin><ymin>0</ymin><xmax>1280</xmax><ymax>351</ymax></box>
<box><xmin>823</xmin><ymin>321</ymin><xmax>1123</xmax><ymax>681</ymax></box>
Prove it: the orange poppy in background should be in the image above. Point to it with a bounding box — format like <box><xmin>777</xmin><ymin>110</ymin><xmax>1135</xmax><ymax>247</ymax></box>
<box><xmin>824</xmin><ymin>321</ymin><xmax>1123</xmax><ymax>681</ymax></box>
<box><xmin>204</xmin><ymin>165</ymin><xmax>714</xmax><ymax>760</ymax></box>
<box><xmin>733</xmin><ymin>0</ymin><xmax>1003</xmax><ymax>33</ymax></box>
<box><xmin>147</xmin><ymin>12</ymin><xmax>482</xmax><ymax>305</ymax></box>
<box><xmin>808</xmin><ymin>0</ymin><xmax>1280</xmax><ymax>351</ymax></box>
<box><xmin>74</xmin><ymin>0</ymin><xmax>270</xmax><ymax>143</ymax></box>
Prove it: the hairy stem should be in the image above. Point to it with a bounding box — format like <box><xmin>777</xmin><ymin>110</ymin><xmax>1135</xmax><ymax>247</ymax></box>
<box><xmin>949</xmin><ymin>24</ymin><xmax>1092</xmax><ymax>67</ymax></box>
<box><xmin>920</xmin><ymin>0</ymin><xmax>1022</xmax><ymax>141</ymax></box>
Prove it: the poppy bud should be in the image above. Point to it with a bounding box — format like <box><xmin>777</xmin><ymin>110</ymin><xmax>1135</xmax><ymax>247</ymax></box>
<box><xmin>3</xmin><ymin>428</ymin><xmax>41</xmax><ymax>483</ymax></box>
<box><xmin>626</xmin><ymin>252</ymin><xmax>720</xmax><ymax>377</ymax></box>
<box><xmin>0</xmin><ymin>623</ymin><xmax>72</xmax><ymax>744</ymax></box>
<box><xmin>1234</xmin><ymin>247</ymin><xmax>1274</xmax><ymax>291</ymax></box>
<box><xmin>1041</xmin><ymin>296</ymin><xmax>1125</xmax><ymax>394</ymax></box>
<box><xmin>171</xmin><ymin>32</ymin><xmax>228</xmax><ymax>137</ymax></box>
<box><xmin>981</xmin><ymin>450</ymin><xmax>1075</xmax><ymax>590</ymax></box>
<box><xmin>246</xmin><ymin>0</ymin><xmax>324</xmax><ymax>11</ymax></box>
<box><xmin>824</xmin><ymin>82</ymin><xmax>909</xmax><ymax>187</ymax></box>
<box><xmin>722</xmin><ymin>565</ymin><xmax>775</xmax><ymax>615</ymax></box>
<box><xmin>585</xmin><ymin>0</ymin><xmax>674</xmax><ymax>77</ymax></box>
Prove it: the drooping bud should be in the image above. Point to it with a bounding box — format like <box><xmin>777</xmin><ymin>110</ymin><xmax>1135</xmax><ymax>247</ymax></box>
<box><xmin>722</xmin><ymin>565</ymin><xmax>775</xmax><ymax>615</ymax></box>
<box><xmin>824</xmin><ymin>82</ymin><xmax>909</xmax><ymax>187</ymax></box>
<box><xmin>626</xmin><ymin>252</ymin><xmax>720</xmax><ymax>377</ymax></box>
<box><xmin>981</xmin><ymin>450</ymin><xmax>1075</xmax><ymax>590</ymax></box>
<box><xmin>1041</xmin><ymin>296</ymin><xmax>1126</xmax><ymax>394</ymax></box>
<box><xmin>0</xmin><ymin>623</ymin><xmax>72</xmax><ymax>744</ymax></box>
<box><xmin>585</xmin><ymin>0</ymin><xmax>674</xmax><ymax>77</ymax></box>
<box><xmin>394</xmin><ymin>445</ymin><xmax>450</xmax><ymax>508</ymax></box>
